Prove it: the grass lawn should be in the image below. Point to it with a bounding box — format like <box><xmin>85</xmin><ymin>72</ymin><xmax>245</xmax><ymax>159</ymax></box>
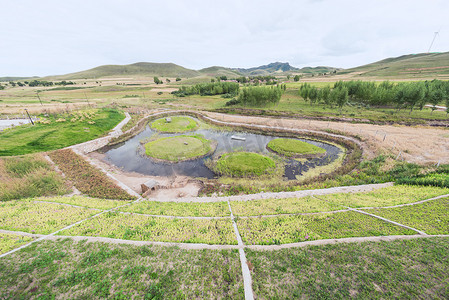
<box><xmin>364</xmin><ymin>197</ymin><xmax>449</xmax><ymax>235</ymax></box>
<box><xmin>0</xmin><ymin>200</ymin><xmax>98</xmax><ymax>234</ymax></box>
<box><xmin>150</xmin><ymin>116</ymin><xmax>198</xmax><ymax>133</ymax></box>
<box><xmin>230</xmin><ymin>196</ymin><xmax>345</xmax><ymax>216</ymax></box>
<box><xmin>0</xmin><ymin>108</ymin><xmax>125</xmax><ymax>156</ymax></box>
<box><xmin>0</xmin><ymin>239</ymin><xmax>244</xmax><ymax>299</ymax></box>
<box><xmin>212</xmin><ymin>152</ymin><xmax>276</xmax><ymax>177</ymax></box>
<box><xmin>266</xmin><ymin>138</ymin><xmax>326</xmax><ymax>157</ymax></box>
<box><xmin>144</xmin><ymin>134</ymin><xmax>214</xmax><ymax>162</ymax></box>
<box><xmin>246</xmin><ymin>237</ymin><xmax>449</xmax><ymax>299</ymax></box>
<box><xmin>0</xmin><ymin>154</ymin><xmax>69</xmax><ymax>201</ymax></box>
<box><xmin>317</xmin><ymin>184</ymin><xmax>449</xmax><ymax>208</ymax></box>
<box><xmin>58</xmin><ymin>212</ymin><xmax>237</xmax><ymax>245</ymax></box>
<box><xmin>236</xmin><ymin>211</ymin><xmax>415</xmax><ymax>245</ymax></box>
<box><xmin>120</xmin><ymin>200</ymin><xmax>230</xmax><ymax>217</ymax></box>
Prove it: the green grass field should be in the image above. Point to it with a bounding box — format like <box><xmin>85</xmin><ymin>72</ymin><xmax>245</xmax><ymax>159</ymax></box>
<box><xmin>211</xmin><ymin>152</ymin><xmax>277</xmax><ymax>177</ymax></box>
<box><xmin>150</xmin><ymin>116</ymin><xmax>198</xmax><ymax>133</ymax></box>
<box><xmin>144</xmin><ymin>134</ymin><xmax>214</xmax><ymax>162</ymax></box>
<box><xmin>266</xmin><ymin>138</ymin><xmax>326</xmax><ymax>157</ymax></box>
<box><xmin>0</xmin><ymin>108</ymin><xmax>124</xmax><ymax>156</ymax></box>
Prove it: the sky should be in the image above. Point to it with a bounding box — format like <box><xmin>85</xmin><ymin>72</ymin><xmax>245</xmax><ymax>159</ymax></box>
<box><xmin>1</xmin><ymin>0</ymin><xmax>448</xmax><ymax>77</ymax></box>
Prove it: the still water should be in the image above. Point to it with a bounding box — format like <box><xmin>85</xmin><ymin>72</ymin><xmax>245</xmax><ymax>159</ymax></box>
<box><xmin>102</xmin><ymin>120</ymin><xmax>342</xmax><ymax>180</ymax></box>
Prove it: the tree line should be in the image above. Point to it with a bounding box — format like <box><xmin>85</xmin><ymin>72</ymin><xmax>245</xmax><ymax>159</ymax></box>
<box><xmin>299</xmin><ymin>80</ymin><xmax>449</xmax><ymax>114</ymax></box>
<box><xmin>8</xmin><ymin>80</ymin><xmax>75</xmax><ymax>87</ymax></box>
<box><xmin>226</xmin><ymin>86</ymin><xmax>284</xmax><ymax>106</ymax></box>
<box><xmin>171</xmin><ymin>82</ymin><xmax>240</xmax><ymax>97</ymax></box>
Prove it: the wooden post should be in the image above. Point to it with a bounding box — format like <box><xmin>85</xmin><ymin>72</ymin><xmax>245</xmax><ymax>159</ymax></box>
<box><xmin>396</xmin><ymin>151</ymin><xmax>402</xmax><ymax>160</ymax></box>
<box><xmin>36</xmin><ymin>92</ymin><xmax>43</xmax><ymax>106</ymax></box>
<box><xmin>25</xmin><ymin>109</ymin><xmax>34</xmax><ymax>125</ymax></box>
<box><xmin>383</xmin><ymin>134</ymin><xmax>387</xmax><ymax>141</ymax></box>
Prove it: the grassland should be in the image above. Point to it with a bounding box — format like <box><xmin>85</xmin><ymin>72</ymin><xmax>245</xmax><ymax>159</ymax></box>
<box><xmin>119</xmin><ymin>200</ymin><xmax>229</xmax><ymax>217</ymax></box>
<box><xmin>0</xmin><ymin>200</ymin><xmax>98</xmax><ymax>234</ymax></box>
<box><xmin>0</xmin><ymin>154</ymin><xmax>69</xmax><ymax>201</ymax></box>
<box><xmin>266</xmin><ymin>138</ymin><xmax>326</xmax><ymax>157</ymax></box>
<box><xmin>237</xmin><ymin>211</ymin><xmax>415</xmax><ymax>245</ymax></box>
<box><xmin>35</xmin><ymin>196</ymin><xmax>132</xmax><ymax>210</ymax></box>
<box><xmin>316</xmin><ymin>184</ymin><xmax>449</xmax><ymax>208</ymax></box>
<box><xmin>364</xmin><ymin>197</ymin><xmax>449</xmax><ymax>235</ymax></box>
<box><xmin>0</xmin><ymin>233</ymin><xmax>34</xmax><ymax>255</ymax></box>
<box><xmin>0</xmin><ymin>239</ymin><xmax>244</xmax><ymax>299</ymax></box>
<box><xmin>150</xmin><ymin>116</ymin><xmax>198</xmax><ymax>133</ymax></box>
<box><xmin>0</xmin><ymin>108</ymin><xmax>124</xmax><ymax>156</ymax></box>
<box><xmin>144</xmin><ymin>134</ymin><xmax>214</xmax><ymax>162</ymax></box>
<box><xmin>231</xmin><ymin>196</ymin><xmax>344</xmax><ymax>216</ymax></box>
<box><xmin>58</xmin><ymin>212</ymin><xmax>236</xmax><ymax>245</ymax></box>
<box><xmin>246</xmin><ymin>237</ymin><xmax>449</xmax><ymax>299</ymax></box>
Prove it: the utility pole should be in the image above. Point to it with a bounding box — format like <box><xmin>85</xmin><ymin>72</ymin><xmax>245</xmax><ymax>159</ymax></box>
<box><xmin>427</xmin><ymin>30</ymin><xmax>440</xmax><ymax>53</ymax></box>
<box><xmin>25</xmin><ymin>109</ymin><xmax>34</xmax><ymax>125</ymax></box>
<box><xmin>84</xmin><ymin>92</ymin><xmax>90</xmax><ymax>107</ymax></box>
<box><xmin>36</xmin><ymin>92</ymin><xmax>43</xmax><ymax>106</ymax></box>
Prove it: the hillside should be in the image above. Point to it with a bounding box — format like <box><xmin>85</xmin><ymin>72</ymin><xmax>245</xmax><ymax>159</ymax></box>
<box><xmin>198</xmin><ymin>66</ymin><xmax>242</xmax><ymax>77</ymax></box>
<box><xmin>44</xmin><ymin>62</ymin><xmax>200</xmax><ymax>80</ymax></box>
<box><xmin>340</xmin><ymin>51</ymin><xmax>449</xmax><ymax>78</ymax></box>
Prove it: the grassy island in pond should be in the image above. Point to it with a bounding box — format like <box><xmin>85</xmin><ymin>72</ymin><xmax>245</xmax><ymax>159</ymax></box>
<box><xmin>212</xmin><ymin>152</ymin><xmax>276</xmax><ymax>177</ymax></box>
<box><xmin>144</xmin><ymin>135</ymin><xmax>215</xmax><ymax>162</ymax></box>
<box><xmin>267</xmin><ymin>138</ymin><xmax>326</xmax><ymax>157</ymax></box>
<box><xmin>150</xmin><ymin>116</ymin><xmax>198</xmax><ymax>133</ymax></box>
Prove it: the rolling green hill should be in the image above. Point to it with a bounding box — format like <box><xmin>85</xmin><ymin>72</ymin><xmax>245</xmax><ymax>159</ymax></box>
<box><xmin>340</xmin><ymin>52</ymin><xmax>449</xmax><ymax>78</ymax></box>
<box><xmin>44</xmin><ymin>62</ymin><xmax>200</xmax><ymax>80</ymax></box>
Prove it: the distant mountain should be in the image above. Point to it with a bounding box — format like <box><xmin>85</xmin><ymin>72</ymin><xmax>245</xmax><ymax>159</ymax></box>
<box><xmin>198</xmin><ymin>66</ymin><xmax>242</xmax><ymax>77</ymax></box>
<box><xmin>43</xmin><ymin>62</ymin><xmax>200</xmax><ymax>80</ymax></box>
<box><xmin>298</xmin><ymin>66</ymin><xmax>341</xmax><ymax>74</ymax></box>
<box><xmin>340</xmin><ymin>51</ymin><xmax>449</xmax><ymax>78</ymax></box>
<box><xmin>233</xmin><ymin>62</ymin><xmax>299</xmax><ymax>76</ymax></box>
<box><xmin>0</xmin><ymin>76</ymin><xmax>38</xmax><ymax>82</ymax></box>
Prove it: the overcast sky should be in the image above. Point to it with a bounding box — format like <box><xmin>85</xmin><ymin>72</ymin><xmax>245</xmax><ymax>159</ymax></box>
<box><xmin>1</xmin><ymin>0</ymin><xmax>448</xmax><ymax>76</ymax></box>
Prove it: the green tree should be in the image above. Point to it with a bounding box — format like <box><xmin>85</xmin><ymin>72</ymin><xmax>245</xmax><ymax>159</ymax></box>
<box><xmin>175</xmin><ymin>77</ymin><xmax>181</xmax><ymax>82</ymax></box>
<box><xmin>153</xmin><ymin>77</ymin><xmax>162</xmax><ymax>84</ymax></box>
<box><xmin>293</xmin><ymin>75</ymin><xmax>301</xmax><ymax>82</ymax></box>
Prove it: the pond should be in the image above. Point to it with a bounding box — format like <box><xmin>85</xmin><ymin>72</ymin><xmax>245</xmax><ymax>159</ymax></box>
<box><xmin>101</xmin><ymin>118</ymin><xmax>342</xmax><ymax>180</ymax></box>
<box><xmin>0</xmin><ymin>119</ymin><xmax>32</xmax><ymax>131</ymax></box>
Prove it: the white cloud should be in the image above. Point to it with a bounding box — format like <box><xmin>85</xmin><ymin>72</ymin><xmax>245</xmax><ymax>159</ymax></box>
<box><xmin>0</xmin><ymin>0</ymin><xmax>448</xmax><ymax>76</ymax></box>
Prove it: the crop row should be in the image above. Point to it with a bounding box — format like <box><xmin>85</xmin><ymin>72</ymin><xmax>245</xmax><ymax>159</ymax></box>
<box><xmin>0</xmin><ymin>200</ymin><xmax>98</xmax><ymax>234</ymax></box>
<box><xmin>363</xmin><ymin>197</ymin><xmax>449</xmax><ymax>235</ymax></box>
<box><xmin>0</xmin><ymin>233</ymin><xmax>34</xmax><ymax>254</ymax></box>
<box><xmin>58</xmin><ymin>212</ymin><xmax>237</xmax><ymax>245</ymax></box>
<box><xmin>49</xmin><ymin>149</ymin><xmax>136</xmax><ymax>200</ymax></box>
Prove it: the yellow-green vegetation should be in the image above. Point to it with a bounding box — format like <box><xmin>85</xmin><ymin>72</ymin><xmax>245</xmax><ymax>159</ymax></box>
<box><xmin>0</xmin><ymin>154</ymin><xmax>69</xmax><ymax>201</ymax></box>
<box><xmin>267</xmin><ymin>138</ymin><xmax>326</xmax><ymax>157</ymax></box>
<box><xmin>58</xmin><ymin>212</ymin><xmax>236</xmax><ymax>244</ymax></box>
<box><xmin>317</xmin><ymin>185</ymin><xmax>449</xmax><ymax>208</ymax></box>
<box><xmin>0</xmin><ymin>200</ymin><xmax>98</xmax><ymax>234</ymax></box>
<box><xmin>231</xmin><ymin>196</ymin><xmax>345</xmax><ymax>216</ymax></box>
<box><xmin>0</xmin><ymin>233</ymin><xmax>34</xmax><ymax>254</ymax></box>
<box><xmin>237</xmin><ymin>211</ymin><xmax>415</xmax><ymax>245</ymax></box>
<box><xmin>212</xmin><ymin>152</ymin><xmax>276</xmax><ymax>177</ymax></box>
<box><xmin>35</xmin><ymin>195</ymin><xmax>131</xmax><ymax>210</ymax></box>
<box><xmin>246</xmin><ymin>237</ymin><xmax>449</xmax><ymax>299</ymax></box>
<box><xmin>144</xmin><ymin>134</ymin><xmax>214</xmax><ymax>162</ymax></box>
<box><xmin>364</xmin><ymin>197</ymin><xmax>449</xmax><ymax>235</ymax></box>
<box><xmin>0</xmin><ymin>239</ymin><xmax>244</xmax><ymax>299</ymax></box>
<box><xmin>0</xmin><ymin>108</ymin><xmax>125</xmax><ymax>156</ymax></box>
<box><xmin>149</xmin><ymin>116</ymin><xmax>198</xmax><ymax>133</ymax></box>
<box><xmin>119</xmin><ymin>200</ymin><xmax>229</xmax><ymax>217</ymax></box>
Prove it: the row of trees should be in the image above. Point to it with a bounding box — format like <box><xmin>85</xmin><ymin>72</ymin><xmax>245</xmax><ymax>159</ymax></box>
<box><xmin>299</xmin><ymin>80</ymin><xmax>449</xmax><ymax>114</ymax></box>
<box><xmin>172</xmin><ymin>82</ymin><xmax>240</xmax><ymax>97</ymax></box>
<box><xmin>8</xmin><ymin>80</ymin><xmax>75</xmax><ymax>87</ymax></box>
<box><xmin>235</xmin><ymin>86</ymin><xmax>284</xmax><ymax>106</ymax></box>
